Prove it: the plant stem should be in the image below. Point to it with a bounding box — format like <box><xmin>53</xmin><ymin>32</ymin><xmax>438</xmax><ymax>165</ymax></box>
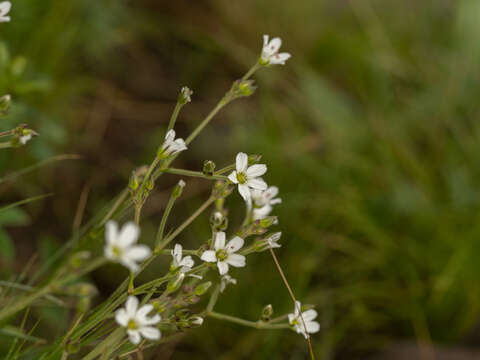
<box><xmin>155</xmin><ymin>188</ymin><xmax>178</xmax><ymax>248</ymax></box>
<box><xmin>207</xmin><ymin>311</ymin><xmax>289</xmax><ymax>330</ymax></box>
<box><xmin>160</xmin><ymin>168</ymin><xmax>228</xmax><ymax>181</ymax></box>
<box><xmin>167</xmin><ymin>102</ymin><xmax>182</xmax><ymax>132</ymax></box>
<box><xmin>185</xmin><ymin>99</ymin><xmax>229</xmax><ymax>146</ymax></box>
<box><xmin>206</xmin><ymin>285</ymin><xmax>220</xmax><ymax>313</ymax></box>
<box><xmin>82</xmin><ymin>327</ymin><xmax>125</xmax><ymax>360</ymax></box>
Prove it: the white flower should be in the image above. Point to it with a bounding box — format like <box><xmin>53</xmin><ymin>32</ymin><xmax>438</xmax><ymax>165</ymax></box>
<box><xmin>288</xmin><ymin>301</ymin><xmax>320</xmax><ymax>339</ymax></box>
<box><xmin>115</xmin><ymin>296</ymin><xmax>161</xmax><ymax>345</ymax></box>
<box><xmin>200</xmin><ymin>232</ymin><xmax>246</xmax><ymax>275</ymax></box>
<box><xmin>260</xmin><ymin>35</ymin><xmax>291</xmax><ymax>65</ymax></box>
<box><xmin>159</xmin><ymin>130</ymin><xmax>187</xmax><ymax>158</ymax></box>
<box><xmin>104</xmin><ymin>221</ymin><xmax>151</xmax><ymax>273</ymax></box>
<box><xmin>189</xmin><ymin>316</ymin><xmax>204</xmax><ymax>326</ymax></box>
<box><xmin>265</xmin><ymin>232</ymin><xmax>282</xmax><ymax>249</ymax></box>
<box><xmin>180</xmin><ymin>86</ymin><xmax>193</xmax><ymax>103</ymax></box>
<box><xmin>220</xmin><ymin>274</ymin><xmax>237</xmax><ymax>292</ymax></box>
<box><xmin>228</xmin><ymin>152</ymin><xmax>267</xmax><ymax>203</ymax></box>
<box><xmin>0</xmin><ymin>2</ymin><xmax>11</xmax><ymax>22</ymax></box>
<box><xmin>19</xmin><ymin>134</ymin><xmax>32</xmax><ymax>145</ymax></box>
<box><xmin>170</xmin><ymin>243</ymin><xmax>194</xmax><ymax>273</ymax></box>
<box><xmin>252</xmin><ymin>186</ymin><xmax>282</xmax><ymax>220</ymax></box>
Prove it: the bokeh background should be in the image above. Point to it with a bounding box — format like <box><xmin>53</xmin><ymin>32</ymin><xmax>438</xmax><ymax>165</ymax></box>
<box><xmin>2</xmin><ymin>0</ymin><xmax>480</xmax><ymax>358</ymax></box>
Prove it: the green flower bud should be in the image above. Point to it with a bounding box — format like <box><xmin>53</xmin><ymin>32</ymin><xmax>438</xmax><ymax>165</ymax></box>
<box><xmin>261</xmin><ymin>304</ymin><xmax>273</xmax><ymax>322</ymax></box>
<box><xmin>231</xmin><ymin>79</ymin><xmax>256</xmax><ymax>99</ymax></box>
<box><xmin>172</xmin><ymin>179</ymin><xmax>186</xmax><ymax>198</ymax></box>
<box><xmin>260</xmin><ymin>216</ymin><xmax>277</xmax><ymax>228</ymax></box>
<box><xmin>203</xmin><ymin>160</ymin><xmax>216</xmax><ymax>176</ymax></box>
<box><xmin>167</xmin><ymin>273</ymin><xmax>185</xmax><ymax>294</ymax></box>
<box><xmin>178</xmin><ymin>86</ymin><xmax>193</xmax><ymax>105</ymax></box>
<box><xmin>128</xmin><ymin>171</ymin><xmax>139</xmax><ymax>191</ymax></box>
<box><xmin>188</xmin><ymin>316</ymin><xmax>204</xmax><ymax>328</ymax></box>
<box><xmin>194</xmin><ymin>281</ymin><xmax>212</xmax><ymax>296</ymax></box>
<box><xmin>0</xmin><ymin>94</ymin><xmax>11</xmax><ymax>114</ymax></box>
<box><xmin>248</xmin><ymin>154</ymin><xmax>262</xmax><ymax>165</ymax></box>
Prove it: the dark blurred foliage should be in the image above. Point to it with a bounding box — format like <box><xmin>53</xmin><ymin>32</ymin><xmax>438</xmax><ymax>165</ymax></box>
<box><xmin>3</xmin><ymin>0</ymin><xmax>480</xmax><ymax>358</ymax></box>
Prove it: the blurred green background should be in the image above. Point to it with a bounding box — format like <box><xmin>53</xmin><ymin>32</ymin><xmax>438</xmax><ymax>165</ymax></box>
<box><xmin>3</xmin><ymin>0</ymin><xmax>480</xmax><ymax>358</ymax></box>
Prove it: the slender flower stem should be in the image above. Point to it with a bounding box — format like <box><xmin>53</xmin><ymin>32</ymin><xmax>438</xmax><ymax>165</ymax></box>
<box><xmin>206</xmin><ymin>285</ymin><xmax>220</xmax><ymax>312</ymax></box>
<box><xmin>214</xmin><ymin>163</ymin><xmax>236</xmax><ymax>175</ymax></box>
<box><xmin>241</xmin><ymin>62</ymin><xmax>261</xmax><ymax>82</ymax></box>
<box><xmin>167</xmin><ymin>102</ymin><xmax>183</xmax><ymax>132</ymax></box>
<box><xmin>268</xmin><ymin>247</ymin><xmax>315</xmax><ymax>360</ymax></box>
<box><xmin>185</xmin><ymin>99</ymin><xmax>229</xmax><ymax>146</ymax></box>
<box><xmin>160</xmin><ymin>168</ymin><xmax>228</xmax><ymax>181</ymax></box>
<box><xmin>155</xmin><ymin>187</ymin><xmax>178</xmax><ymax>248</ymax></box>
<box><xmin>207</xmin><ymin>311</ymin><xmax>289</xmax><ymax>330</ymax></box>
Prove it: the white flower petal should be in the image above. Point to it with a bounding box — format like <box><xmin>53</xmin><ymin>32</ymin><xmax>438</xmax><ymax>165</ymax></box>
<box><xmin>125</xmin><ymin>245</ymin><xmax>151</xmax><ymax>261</ymax></box>
<box><xmin>217</xmin><ymin>261</ymin><xmax>229</xmax><ymax>275</ymax></box>
<box><xmin>165</xmin><ymin>129</ymin><xmax>175</xmax><ymax>143</ymax></box>
<box><xmin>127</xmin><ymin>330</ymin><xmax>141</xmax><ymax>344</ymax></box>
<box><xmin>140</xmin><ymin>326</ymin><xmax>161</xmax><ymax>340</ymax></box>
<box><xmin>235</xmin><ymin>152</ymin><xmax>248</xmax><ymax>172</ymax></box>
<box><xmin>105</xmin><ymin>221</ymin><xmax>118</xmax><ymax>245</ymax></box>
<box><xmin>305</xmin><ymin>321</ymin><xmax>320</xmax><ymax>334</ymax></box>
<box><xmin>246</xmin><ymin>164</ymin><xmax>267</xmax><ymax>178</ymax></box>
<box><xmin>136</xmin><ymin>304</ymin><xmax>154</xmax><ymax>319</ymax></box>
<box><xmin>115</xmin><ymin>309</ymin><xmax>129</xmax><ymax>327</ymax></box>
<box><xmin>0</xmin><ymin>2</ymin><xmax>11</xmax><ymax>16</ymax></box>
<box><xmin>214</xmin><ymin>231</ymin><xmax>226</xmax><ymax>250</ymax></box>
<box><xmin>266</xmin><ymin>186</ymin><xmax>279</xmax><ymax>199</ymax></box>
<box><xmin>302</xmin><ymin>309</ymin><xmax>318</xmax><ymax>322</ymax></box>
<box><xmin>226</xmin><ymin>236</ymin><xmax>244</xmax><ymax>253</ymax></box>
<box><xmin>118</xmin><ymin>222</ymin><xmax>140</xmax><ymax>247</ymax></box>
<box><xmin>270</xmin><ymin>52</ymin><xmax>291</xmax><ymax>65</ymax></box>
<box><xmin>238</xmin><ymin>184</ymin><xmax>251</xmax><ymax>202</ymax></box>
<box><xmin>126</xmin><ymin>296</ymin><xmax>139</xmax><ymax>316</ymax></box>
<box><xmin>180</xmin><ymin>256</ymin><xmax>194</xmax><ymax>268</ymax></box>
<box><xmin>142</xmin><ymin>314</ymin><xmax>161</xmax><ymax>325</ymax></box>
<box><xmin>247</xmin><ymin>178</ymin><xmax>267</xmax><ymax>191</ymax></box>
<box><xmin>226</xmin><ymin>254</ymin><xmax>246</xmax><ymax>267</ymax></box>
<box><xmin>200</xmin><ymin>250</ymin><xmax>217</xmax><ymax>262</ymax></box>
<box><xmin>121</xmin><ymin>259</ymin><xmax>139</xmax><ymax>273</ymax></box>
<box><xmin>228</xmin><ymin>171</ymin><xmax>238</xmax><ymax>184</ymax></box>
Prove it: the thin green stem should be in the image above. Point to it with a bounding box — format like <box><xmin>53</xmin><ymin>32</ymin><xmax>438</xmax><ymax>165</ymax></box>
<box><xmin>0</xmin><ymin>141</ymin><xmax>12</xmax><ymax>149</ymax></box>
<box><xmin>214</xmin><ymin>163</ymin><xmax>236</xmax><ymax>175</ymax></box>
<box><xmin>185</xmin><ymin>99</ymin><xmax>229</xmax><ymax>146</ymax></box>
<box><xmin>167</xmin><ymin>102</ymin><xmax>183</xmax><ymax>132</ymax></box>
<box><xmin>207</xmin><ymin>311</ymin><xmax>289</xmax><ymax>330</ymax></box>
<box><xmin>155</xmin><ymin>188</ymin><xmax>178</xmax><ymax>248</ymax></box>
<box><xmin>206</xmin><ymin>285</ymin><xmax>220</xmax><ymax>313</ymax></box>
<box><xmin>241</xmin><ymin>62</ymin><xmax>261</xmax><ymax>82</ymax></box>
<box><xmin>160</xmin><ymin>168</ymin><xmax>228</xmax><ymax>181</ymax></box>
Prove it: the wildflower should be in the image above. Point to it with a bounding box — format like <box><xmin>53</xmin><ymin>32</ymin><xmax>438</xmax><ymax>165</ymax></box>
<box><xmin>158</xmin><ymin>130</ymin><xmax>187</xmax><ymax>159</ymax></box>
<box><xmin>115</xmin><ymin>296</ymin><xmax>161</xmax><ymax>345</ymax></box>
<box><xmin>288</xmin><ymin>301</ymin><xmax>320</xmax><ymax>339</ymax></box>
<box><xmin>228</xmin><ymin>152</ymin><xmax>267</xmax><ymax>203</ymax></box>
<box><xmin>200</xmin><ymin>232</ymin><xmax>246</xmax><ymax>275</ymax></box>
<box><xmin>0</xmin><ymin>2</ymin><xmax>11</xmax><ymax>22</ymax></box>
<box><xmin>104</xmin><ymin>221</ymin><xmax>151</xmax><ymax>273</ymax></box>
<box><xmin>220</xmin><ymin>274</ymin><xmax>237</xmax><ymax>292</ymax></box>
<box><xmin>179</xmin><ymin>86</ymin><xmax>193</xmax><ymax>104</ymax></box>
<box><xmin>252</xmin><ymin>186</ymin><xmax>282</xmax><ymax>220</ymax></box>
<box><xmin>260</xmin><ymin>35</ymin><xmax>291</xmax><ymax>66</ymax></box>
<box><xmin>189</xmin><ymin>316</ymin><xmax>204</xmax><ymax>327</ymax></box>
<box><xmin>170</xmin><ymin>244</ymin><xmax>194</xmax><ymax>273</ymax></box>
<box><xmin>265</xmin><ymin>232</ymin><xmax>282</xmax><ymax>248</ymax></box>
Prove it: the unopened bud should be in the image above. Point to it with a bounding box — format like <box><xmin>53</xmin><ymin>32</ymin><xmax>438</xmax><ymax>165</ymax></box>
<box><xmin>128</xmin><ymin>171</ymin><xmax>139</xmax><ymax>191</ymax></box>
<box><xmin>145</xmin><ymin>179</ymin><xmax>155</xmax><ymax>191</ymax></box>
<box><xmin>179</xmin><ymin>86</ymin><xmax>193</xmax><ymax>105</ymax></box>
<box><xmin>167</xmin><ymin>273</ymin><xmax>185</xmax><ymax>294</ymax></box>
<box><xmin>172</xmin><ymin>179</ymin><xmax>186</xmax><ymax>198</ymax></box>
<box><xmin>188</xmin><ymin>316</ymin><xmax>204</xmax><ymax>327</ymax></box>
<box><xmin>203</xmin><ymin>160</ymin><xmax>216</xmax><ymax>176</ymax></box>
<box><xmin>0</xmin><ymin>94</ymin><xmax>11</xmax><ymax>114</ymax></box>
<box><xmin>194</xmin><ymin>281</ymin><xmax>212</xmax><ymax>296</ymax></box>
<box><xmin>260</xmin><ymin>216</ymin><xmax>277</xmax><ymax>228</ymax></box>
<box><xmin>152</xmin><ymin>298</ymin><xmax>169</xmax><ymax>314</ymax></box>
<box><xmin>231</xmin><ymin>79</ymin><xmax>256</xmax><ymax>99</ymax></box>
<box><xmin>248</xmin><ymin>154</ymin><xmax>262</xmax><ymax>165</ymax></box>
<box><xmin>210</xmin><ymin>211</ymin><xmax>228</xmax><ymax>231</ymax></box>
<box><xmin>261</xmin><ymin>304</ymin><xmax>273</xmax><ymax>321</ymax></box>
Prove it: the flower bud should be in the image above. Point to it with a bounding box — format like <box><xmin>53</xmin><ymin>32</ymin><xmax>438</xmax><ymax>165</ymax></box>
<box><xmin>260</xmin><ymin>216</ymin><xmax>277</xmax><ymax>228</ymax></box>
<box><xmin>261</xmin><ymin>304</ymin><xmax>273</xmax><ymax>322</ymax></box>
<box><xmin>231</xmin><ymin>79</ymin><xmax>256</xmax><ymax>99</ymax></box>
<box><xmin>178</xmin><ymin>86</ymin><xmax>193</xmax><ymax>105</ymax></box>
<box><xmin>0</xmin><ymin>94</ymin><xmax>11</xmax><ymax>114</ymax></box>
<box><xmin>151</xmin><ymin>298</ymin><xmax>169</xmax><ymax>314</ymax></box>
<box><xmin>172</xmin><ymin>179</ymin><xmax>186</xmax><ymax>199</ymax></box>
<box><xmin>203</xmin><ymin>160</ymin><xmax>216</xmax><ymax>176</ymax></box>
<box><xmin>145</xmin><ymin>179</ymin><xmax>155</xmax><ymax>191</ymax></box>
<box><xmin>167</xmin><ymin>273</ymin><xmax>185</xmax><ymax>294</ymax></box>
<box><xmin>128</xmin><ymin>171</ymin><xmax>139</xmax><ymax>191</ymax></box>
<box><xmin>194</xmin><ymin>281</ymin><xmax>212</xmax><ymax>296</ymax></box>
<box><xmin>248</xmin><ymin>154</ymin><xmax>262</xmax><ymax>165</ymax></box>
<box><xmin>210</xmin><ymin>210</ymin><xmax>228</xmax><ymax>231</ymax></box>
<box><xmin>188</xmin><ymin>316</ymin><xmax>204</xmax><ymax>327</ymax></box>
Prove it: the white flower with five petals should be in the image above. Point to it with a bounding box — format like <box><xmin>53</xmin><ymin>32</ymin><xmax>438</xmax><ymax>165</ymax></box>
<box><xmin>104</xmin><ymin>221</ymin><xmax>151</xmax><ymax>273</ymax></box>
<box><xmin>260</xmin><ymin>35</ymin><xmax>291</xmax><ymax>65</ymax></box>
<box><xmin>228</xmin><ymin>152</ymin><xmax>267</xmax><ymax>203</ymax></box>
<box><xmin>0</xmin><ymin>2</ymin><xmax>11</xmax><ymax>22</ymax></box>
<box><xmin>252</xmin><ymin>186</ymin><xmax>282</xmax><ymax>220</ymax></box>
<box><xmin>200</xmin><ymin>232</ymin><xmax>246</xmax><ymax>275</ymax></box>
<box><xmin>115</xmin><ymin>296</ymin><xmax>161</xmax><ymax>344</ymax></box>
<box><xmin>288</xmin><ymin>301</ymin><xmax>320</xmax><ymax>339</ymax></box>
<box><xmin>170</xmin><ymin>243</ymin><xmax>194</xmax><ymax>273</ymax></box>
<box><xmin>158</xmin><ymin>130</ymin><xmax>187</xmax><ymax>159</ymax></box>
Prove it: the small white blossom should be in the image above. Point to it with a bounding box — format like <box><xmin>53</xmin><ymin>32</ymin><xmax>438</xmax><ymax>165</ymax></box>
<box><xmin>159</xmin><ymin>130</ymin><xmax>187</xmax><ymax>158</ymax></box>
<box><xmin>19</xmin><ymin>134</ymin><xmax>32</xmax><ymax>145</ymax></box>
<box><xmin>178</xmin><ymin>179</ymin><xmax>186</xmax><ymax>188</ymax></box>
<box><xmin>104</xmin><ymin>221</ymin><xmax>151</xmax><ymax>273</ymax></box>
<box><xmin>228</xmin><ymin>152</ymin><xmax>267</xmax><ymax>203</ymax></box>
<box><xmin>180</xmin><ymin>86</ymin><xmax>193</xmax><ymax>103</ymax></box>
<box><xmin>190</xmin><ymin>316</ymin><xmax>204</xmax><ymax>326</ymax></box>
<box><xmin>220</xmin><ymin>274</ymin><xmax>237</xmax><ymax>292</ymax></box>
<box><xmin>265</xmin><ymin>232</ymin><xmax>282</xmax><ymax>249</ymax></box>
<box><xmin>201</xmin><ymin>232</ymin><xmax>246</xmax><ymax>275</ymax></box>
<box><xmin>170</xmin><ymin>243</ymin><xmax>194</xmax><ymax>273</ymax></box>
<box><xmin>0</xmin><ymin>2</ymin><xmax>11</xmax><ymax>22</ymax></box>
<box><xmin>115</xmin><ymin>296</ymin><xmax>161</xmax><ymax>344</ymax></box>
<box><xmin>260</xmin><ymin>35</ymin><xmax>291</xmax><ymax>65</ymax></box>
<box><xmin>252</xmin><ymin>186</ymin><xmax>282</xmax><ymax>220</ymax></box>
<box><xmin>288</xmin><ymin>301</ymin><xmax>320</xmax><ymax>339</ymax></box>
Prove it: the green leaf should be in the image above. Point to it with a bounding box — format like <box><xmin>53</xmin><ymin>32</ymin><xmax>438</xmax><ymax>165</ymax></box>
<box><xmin>0</xmin><ymin>207</ymin><xmax>29</xmax><ymax>226</ymax></box>
<box><xmin>0</xmin><ymin>228</ymin><xmax>14</xmax><ymax>262</ymax></box>
<box><xmin>0</xmin><ymin>325</ymin><xmax>45</xmax><ymax>344</ymax></box>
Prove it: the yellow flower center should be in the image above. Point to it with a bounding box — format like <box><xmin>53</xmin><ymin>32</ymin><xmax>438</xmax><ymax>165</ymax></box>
<box><xmin>216</xmin><ymin>249</ymin><xmax>228</xmax><ymax>261</ymax></box>
<box><xmin>236</xmin><ymin>172</ymin><xmax>247</xmax><ymax>184</ymax></box>
<box><xmin>112</xmin><ymin>245</ymin><xmax>123</xmax><ymax>257</ymax></box>
<box><xmin>127</xmin><ymin>319</ymin><xmax>138</xmax><ymax>330</ymax></box>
